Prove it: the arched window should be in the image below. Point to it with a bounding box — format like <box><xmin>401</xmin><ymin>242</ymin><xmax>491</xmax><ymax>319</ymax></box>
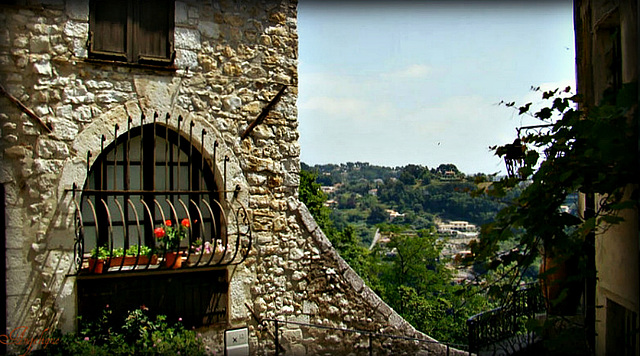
<box><xmin>72</xmin><ymin>115</ymin><xmax>251</xmax><ymax>327</ymax></box>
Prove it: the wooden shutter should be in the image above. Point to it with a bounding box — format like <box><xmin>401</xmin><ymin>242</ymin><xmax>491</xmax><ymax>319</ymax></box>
<box><xmin>89</xmin><ymin>0</ymin><xmax>128</xmax><ymax>60</ymax></box>
<box><xmin>135</xmin><ymin>0</ymin><xmax>174</xmax><ymax>64</ymax></box>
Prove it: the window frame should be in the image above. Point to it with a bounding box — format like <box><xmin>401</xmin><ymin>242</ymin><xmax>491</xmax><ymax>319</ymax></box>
<box><xmin>78</xmin><ymin>121</ymin><xmax>230</xmax><ymax>270</ymax></box>
<box><xmin>88</xmin><ymin>0</ymin><xmax>176</xmax><ymax>67</ymax></box>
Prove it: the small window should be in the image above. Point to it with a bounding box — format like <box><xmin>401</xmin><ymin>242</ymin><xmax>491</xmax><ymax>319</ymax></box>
<box><xmin>88</xmin><ymin>0</ymin><xmax>175</xmax><ymax>66</ymax></box>
<box><xmin>606</xmin><ymin>298</ymin><xmax>638</xmax><ymax>356</ymax></box>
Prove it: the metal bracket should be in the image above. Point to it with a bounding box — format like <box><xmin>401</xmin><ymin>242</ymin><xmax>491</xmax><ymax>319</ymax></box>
<box><xmin>240</xmin><ymin>85</ymin><xmax>287</xmax><ymax>140</ymax></box>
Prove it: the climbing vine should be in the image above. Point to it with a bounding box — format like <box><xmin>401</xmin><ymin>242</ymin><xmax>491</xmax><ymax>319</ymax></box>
<box><xmin>467</xmin><ymin>83</ymin><xmax>638</xmax><ymax>298</ymax></box>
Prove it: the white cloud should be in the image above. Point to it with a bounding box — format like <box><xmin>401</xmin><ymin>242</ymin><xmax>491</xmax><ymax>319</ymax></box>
<box><xmin>381</xmin><ymin>64</ymin><xmax>433</xmax><ymax>80</ymax></box>
<box><xmin>301</xmin><ymin>96</ymin><xmax>366</xmax><ymax>117</ymax></box>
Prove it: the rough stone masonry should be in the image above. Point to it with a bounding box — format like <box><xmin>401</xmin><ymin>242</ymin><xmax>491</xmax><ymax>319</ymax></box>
<box><xmin>0</xmin><ymin>1</ymin><xmax>464</xmax><ymax>355</ymax></box>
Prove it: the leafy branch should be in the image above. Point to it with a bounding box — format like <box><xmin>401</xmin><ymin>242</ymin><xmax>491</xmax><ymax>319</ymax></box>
<box><xmin>467</xmin><ymin>83</ymin><xmax>638</xmax><ymax>299</ymax></box>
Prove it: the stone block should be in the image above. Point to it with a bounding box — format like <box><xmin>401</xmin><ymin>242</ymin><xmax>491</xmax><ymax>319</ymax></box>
<box><xmin>175</xmin><ymin>1</ymin><xmax>188</xmax><ymax>24</ymax></box>
<box><xmin>297</xmin><ymin>205</ymin><xmax>317</xmax><ymax>232</ymax></box>
<box><xmin>175</xmin><ymin>49</ymin><xmax>198</xmax><ymax>69</ymax></box>
<box><xmin>376</xmin><ymin>301</ymin><xmax>394</xmax><ymax>319</ymax></box>
<box><xmin>63</xmin><ymin>21</ymin><xmax>88</xmax><ymax>39</ymax></box>
<box><xmin>51</xmin><ymin>118</ymin><xmax>79</xmax><ymax>141</ymax></box>
<box><xmin>30</xmin><ymin>35</ymin><xmax>50</xmax><ymax>53</ymax></box>
<box><xmin>222</xmin><ymin>95</ymin><xmax>242</xmax><ymax>111</ymax></box>
<box><xmin>222</xmin><ymin>62</ymin><xmax>242</xmax><ymax>76</ymax></box>
<box><xmin>343</xmin><ymin>267</ymin><xmax>364</xmax><ymax>293</ymax></box>
<box><xmin>36</xmin><ymin>139</ymin><xmax>69</xmax><ymax>159</ymax></box>
<box><xmin>66</xmin><ymin>1</ymin><xmax>89</xmax><ymax>21</ymax></box>
<box><xmin>13</xmin><ymin>34</ymin><xmax>29</xmax><ymax>49</ymax></box>
<box><xmin>33</xmin><ymin>60</ymin><xmax>52</xmax><ymax>76</ymax></box>
<box><xmin>4</xmin><ymin>146</ymin><xmax>29</xmax><ymax>159</ymax></box>
<box><xmin>175</xmin><ymin>27</ymin><xmax>201</xmax><ymax>51</ymax></box>
<box><xmin>199</xmin><ymin>20</ymin><xmax>220</xmax><ymax>39</ymax></box>
<box><xmin>70</xmin><ymin>38</ymin><xmax>87</xmax><ymax>58</ymax></box>
<box><xmin>361</xmin><ymin>286</ymin><xmax>382</xmax><ymax>309</ymax></box>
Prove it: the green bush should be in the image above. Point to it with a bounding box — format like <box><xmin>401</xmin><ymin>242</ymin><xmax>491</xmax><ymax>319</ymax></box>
<box><xmin>40</xmin><ymin>307</ymin><xmax>208</xmax><ymax>356</ymax></box>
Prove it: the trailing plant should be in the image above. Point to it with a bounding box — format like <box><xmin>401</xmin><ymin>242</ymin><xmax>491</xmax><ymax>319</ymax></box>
<box><xmin>467</xmin><ymin>83</ymin><xmax>638</xmax><ymax>301</ymax></box>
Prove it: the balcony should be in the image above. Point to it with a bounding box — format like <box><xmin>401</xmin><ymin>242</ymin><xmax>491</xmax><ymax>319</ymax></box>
<box><xmin>467</xmin><ymin>283</ymin><xmax>545</xmax><ymax>355</ymax></box>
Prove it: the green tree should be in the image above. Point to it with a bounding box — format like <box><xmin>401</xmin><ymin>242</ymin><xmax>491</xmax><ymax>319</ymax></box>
<box><xmin>367</xmin><ymin>204</ymin><xmax>389</xmax><ymax>224</ymax></box>
<box><xmin>299</xmin><ymin>169</ymin><xmax>332</xmax><ymax>232</ymax></box>
<box><xmin>373</xmin><ymin>230</ymin><xmax>491</xmax><ymax>344</ymax></box>
<box><xmin>299</xmin><ymin>168</ymin><xmax>374</xmax><ymax>282</ymax></box>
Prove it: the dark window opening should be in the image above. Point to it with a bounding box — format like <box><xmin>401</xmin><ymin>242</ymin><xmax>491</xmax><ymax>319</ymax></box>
<box><xmin>81</xmin><ymin>124</ymin><xmax>224</xmax><ymax>254</ymax></box>
<box><xmin>606</xmin><ymin>298</ymin><xmax>638</xmax><ymax>356</ymax></box>
<box><xmin>89</xmin><ymin>0</ymin><xmax>175</xmax><ymax>66</ymax></box>
<box><xmin>77</xmin><ymin>269</ymin><xmax>228</xmax><ymax>328</ymax></box>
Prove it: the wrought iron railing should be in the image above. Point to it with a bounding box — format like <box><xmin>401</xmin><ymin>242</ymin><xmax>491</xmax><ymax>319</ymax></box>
<box><xmin>467</xmin><ymin>283</ymin><xmax>545</xmax><ymax>355</ymax></box>
<box><xmin>263</xmin><ymin>318</ymin><xmax>470</xmax><ymax>356</ymax></box>
<box><xmin>69</xmin><ymin>113</ymin><xmax>252</xmax><ymax>275</ymax></box>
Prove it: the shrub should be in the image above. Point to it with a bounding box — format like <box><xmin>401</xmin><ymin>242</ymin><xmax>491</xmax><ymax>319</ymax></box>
<box><xmin>39</xmin><ymin>307</ymin><xmax>208</xmax><ymax>356</ymax></box>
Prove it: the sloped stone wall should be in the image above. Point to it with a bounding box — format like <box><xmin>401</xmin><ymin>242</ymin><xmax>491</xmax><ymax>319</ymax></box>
<box><xmin>0</xmin><ymin>1</ymin><xmax>462</xmax><ymax>355</ymax></box>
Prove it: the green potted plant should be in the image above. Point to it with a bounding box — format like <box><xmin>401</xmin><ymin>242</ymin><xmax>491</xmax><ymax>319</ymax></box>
<box><xmin>88</xmin><ymin>246</ymin><xmax>110</xmax><ymax>273</ymax></box>
<box><xmin>125</xmin><ymin>244</ymin><xmax>158</xmax><ymax>266</ymax></box>
<box><xmin>108</xmin><ymin>247</ymin><xmax>125</xmax><ymax>267</ymax></box>
<box><xmin>155</xmin><ymin>218</ymin><xmax>190</xmax><ymax>269</ymax></box>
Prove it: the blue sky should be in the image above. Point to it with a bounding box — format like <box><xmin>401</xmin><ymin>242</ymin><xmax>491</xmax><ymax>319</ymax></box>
<box><xmin>297</xmin><ymin>1</ymin><xmax>576</xmax><ymax>175</ymax></box>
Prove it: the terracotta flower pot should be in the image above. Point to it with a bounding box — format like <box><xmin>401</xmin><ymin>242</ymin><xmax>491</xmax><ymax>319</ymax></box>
<box><xmin>111</xmin><ymin>255</ymin><xmax>158</xmax><ymax>267</ymax></box>
<box><xmin>540</xmin><ymin>253</ymin><xmax>581</xmax><ymax>315</ymax></box>
<box><xmin>164</xmin><ymin>252</ymin><xmax>183</xmax><ymax>269</ymax></box>
<box><xmin>88</xmin><ymin>258</ymin><xmax>105</xmax><ymax>274</ymax></box>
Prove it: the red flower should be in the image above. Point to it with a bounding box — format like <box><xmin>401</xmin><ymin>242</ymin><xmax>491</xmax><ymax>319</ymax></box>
<box><xmin>181</xmin><ymin>218</ymin><xmax>190</xmax><ymax>228</ymax></box>
<box><xmin>154</xmin><ymin>227</ymin><xmax>165</xmax><ymax>238</ymax></box>
<box><xmin>165</xmin><ymin>219</ymin><xmax>172</xmax><ymax>226</ymax></box>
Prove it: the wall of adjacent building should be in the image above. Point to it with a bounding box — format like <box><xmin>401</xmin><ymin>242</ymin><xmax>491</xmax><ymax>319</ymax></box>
<box><xmin>574</xmin><ymin>0</ymin><xmax>639</xmax><ymax>354</ymax></box>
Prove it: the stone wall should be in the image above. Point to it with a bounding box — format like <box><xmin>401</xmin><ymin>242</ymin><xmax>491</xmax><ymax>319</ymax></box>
<box><xmin>0</xmin><ymin>1</ymin><xmax>462</xmax><ymax>355</ymax></box>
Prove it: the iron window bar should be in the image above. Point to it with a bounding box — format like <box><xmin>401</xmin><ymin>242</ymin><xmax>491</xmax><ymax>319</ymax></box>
<box><xmin>70</xmin><ymin>112</ymin><xmax>252</xmax><ymax>275</ymax></box>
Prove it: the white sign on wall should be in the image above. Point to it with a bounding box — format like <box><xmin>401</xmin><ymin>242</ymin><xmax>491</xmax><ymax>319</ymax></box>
<box><xmin>225</xmin><ymin>327</ymin><xmax>249</xmax><ymax>356</ymax></box>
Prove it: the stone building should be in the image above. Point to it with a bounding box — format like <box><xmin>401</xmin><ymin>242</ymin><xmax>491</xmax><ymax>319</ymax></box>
<box><xmin>574</xmin><ymin>0</ymin><xmax>639</xmax><ymax>354</ymax></box>
<box><xmin>0</xmin><ymin>1</ymin><xmax>462</xmax><ymax>355</ymax></box>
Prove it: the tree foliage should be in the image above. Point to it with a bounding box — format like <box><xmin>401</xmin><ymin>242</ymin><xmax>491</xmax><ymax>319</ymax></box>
<box><xmin>300</xmin><ymin>169</ymin><xmax>494</xmax><ymax>345</ymax></box>
<box><xmin>372</xmin><ymin>231</ymin><xmax>492</xmax><ymax>344</ymax></box>
<box><xmin>468</xmin><ymin>84</ymin><xmax>638</xmax><ymax>299</ymax></box>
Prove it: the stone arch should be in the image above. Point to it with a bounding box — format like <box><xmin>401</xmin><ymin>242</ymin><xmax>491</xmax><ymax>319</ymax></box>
<box><xmin>62</xmin><ymin>100</ymin><xmax>249</xmax><ymax>209</ymax></box>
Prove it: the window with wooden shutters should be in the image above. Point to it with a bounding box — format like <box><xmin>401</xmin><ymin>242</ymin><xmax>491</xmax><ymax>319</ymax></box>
<box><xmin>89</xmin><ymin>0</ymin><xmax>175</xmax><ymax>66</ymax></box>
